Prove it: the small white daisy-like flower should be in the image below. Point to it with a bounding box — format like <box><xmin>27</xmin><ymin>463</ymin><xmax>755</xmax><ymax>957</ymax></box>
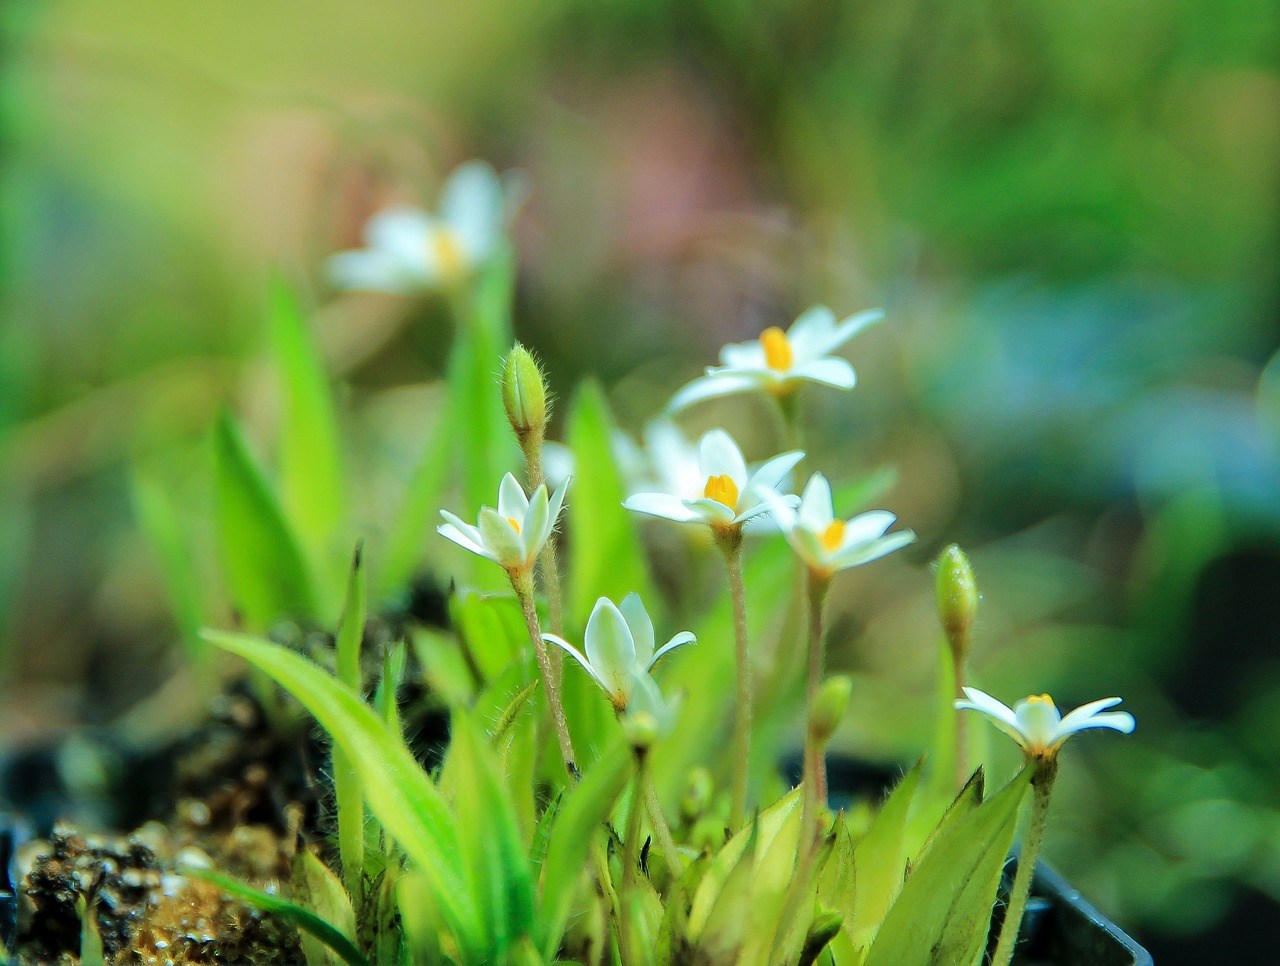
<box><xmin>437</xmin><ymin>472</ymin><xmax>568</xmax><ymax>573</ymax></box>
<box><xmin>668</xmin><ymin>306</ymin><xmax>883</xmax><ymax>411</ymax></box>
<box><xmin>955</xmin><ymin>688</ymin><xmax>1135</xmax><ymax>760</ymax></box>
<box><xmin>622</xmin><ymin>429</ymin><xmax>802</xmax><ymax>535</ymax></box>
<box><xmin>762</xmin><ymin>472</ymin><xmax>914</xmax><ymax>578</ymax></box>
<box><xmin>328</xmin><ymin>161</ymin><xmax>508</xmax><ymax>294</ymax></box>
<box><xmin>544</xmin><ymin>594</ymin><xmax>695</xmax><ymax>712</ymax></box>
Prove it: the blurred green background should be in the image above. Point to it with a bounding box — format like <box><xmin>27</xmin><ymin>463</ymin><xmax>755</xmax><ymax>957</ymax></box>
<box><xmin>2</xmin><ymin>1</ymin><xmax>1278</xmax><ymax>960</ymax></box>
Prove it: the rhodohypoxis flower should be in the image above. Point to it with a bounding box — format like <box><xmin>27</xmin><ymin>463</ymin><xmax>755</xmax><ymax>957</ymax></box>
<box><xmin>623</xmin><ymin>429</ymin><xmax>802</xmax><ymax>535</ymax></box>
<box><xmin>669</xmin><ymin>306</ymin><xmax>883</xmax><ymax>410</ymax></box>
<box><xmin>955</xmin><ymin>688</ymin><xmax>1135</xmax><ymax>760</ymax></box>
<box><xmin>437</xmin><ymin>472</ymin><xmax>568</xmax><ymax>573</ymax></box>
<box><xmin>544</xmin><ymin>594</ymin><xmax>695</xmax><ymax>712</ymax></box>
<box><xmin>328</xmin><ymin>161</ymin><xmax>507</xmax><ymax>294</ymax></box>
<box><xmin>763</xmin><ymin>473</ymin><xmax>915</xmax><ymax>578</ymax></box>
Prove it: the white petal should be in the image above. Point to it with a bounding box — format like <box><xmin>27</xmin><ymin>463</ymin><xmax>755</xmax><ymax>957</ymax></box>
<box><xmin>643</xmin><ymin>421</ymin><xmax>701</xmax><ymax>496</ymax></box>
<box><xmin>1054</xmin><ymin>711</ymin><xmax>1136</xmax><ymax>745</ymax></box>
<box><xmin>585</xmin><ymin>598</ymin><xmax>636</xmax><ymax>697</ymax></box>
<box><xmin>625</xmin><ymin>670</ymin><xmax>672</xmax><ymax>729</ymax></box>
<box><xmin>436</xmin><ymin>523</ymin><xmax>495</xmax><ymax>561</ymax></box>
<box><xmin>797</xmin><ymin>473</ymin><xmax>835</xmax><ymax>531</ymax></box>
<box><xmin>440</xmin><ymin>161</ymin><xmax>503</xmax><ymax>261</ymax></box>
<box><xmin>699</xmin><ymin>429</ymin><xmax>749</xmax><ymax>487</ymax></box>
<box><xmin>734</xmin><ymin>496</ymin><xmax>797</xmax><ymax>525</ymax></box>
<box><xmin>619</xmin><ymin>592</ymin><xmax>656</xmax><ymax>666</ymax></box>
<box><xmin>477</xmin><ymin>507</ymin><xmax>524</xmax><ymax>567</ymax></box>
<box><xmin>816</xmin><ymin>308</ymin><xmax>884</xmax><ymax>357</ymax></box>
<box><xmin>544</xmin><ymin>634</ymin><xmax>610</xmax><ymax>694</ymax></box>
<box><xmin>789</xmin><ymin>357</ymin><xmax>856</xmax><ymax>390</ymax></box>
<box><xmin>788</xmin><ymin>527</ymin><xmax>827</xmax><ymax>571</ymax></box>
<box><xmin>839</xmin><ymin>510</ymin><xmax>898</xmax><ymax>548</ymax></box>
<box><xmin>1014</xmin><ymin>698</ymin><xmax>1063</xmax><ymax>750</ymax></box>
<box><xmin>439</xmin><ymin>509</ymin><xmax>483</xmax><ymax>545</ymax></box>
<box><xmin>522</xmin><ymin>484</ymin><xmax>550</xmax><ymax>560</ymax></box>
<box><xmin>785</xmin><ymin>305</ymin><xmax>837</xmax><ymax>357</ymax></box>
<box><xmin>955</xmin><ymin>688</ymin><xmax>1027</xmax><ymax>748</ymax></box>
<box><xmin>546</xmin><ymin>477</ymin><xmax>571</xmax><ymax>539</ymax></box>
<box><xmin>649</xmin><ymin>631</ymin><xmax>696</xmax><ymax>669</ymax></box>
<box><xmin>327</xmin><ymin>250</ymin><xmax>423</xmax><ymax>294</ymax></box>
<box><xmin>719</xmin><ymin>340</ymin><xmax>768</xmax><ymax>369</ymax></box>
<box><xmin>682</xmin><ymin>497</ymin><xmax>737</xmax><ymax>525</ymax></box>
<box><xmin>757</xmin><ymin>489</ymin><xmax>799</xmax><ymax>532</ymax></box>
<box><xmin>624</xmin><ymin>492</ymin><xmax>702</xmax><ymax>524</ymax></box>
<box><xmin>498</xmin><ymin>472</ymin><xmax>529</xmax><ymax>520</ymax></box>
<box><xmin>745</xmin><ymin>450</ymin><xmax>805</xmax><ymax>499</ymax></box>
<box><xmin>1055</xmin><ymin>697</ymin><xmax>1124</xmax><ymax>733</ymax></box>
<box><xmin>828</xmin><ymin>530</ymin><xmax>915</xmax><ymax>571</ymax></box>
<box><xmin>667</xmin><ymin>373</ymin><xmax>762</xmax><ymax>412</ymax></box>
<box><xmin>365</xmin><ymin>207</ymin><xmax>435</xmax><ymax>266</ymax></box>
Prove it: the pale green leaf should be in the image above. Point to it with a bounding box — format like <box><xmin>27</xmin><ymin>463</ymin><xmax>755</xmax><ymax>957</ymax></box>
<box><xmin>294</xmin><ymin>850</ymin><xmax>358</xmax><ymax>966</ymax></box>
<box><xmin>849</xmin><ymin>759</ymin><xmax>924</xmax><ymax>947</ymax></box>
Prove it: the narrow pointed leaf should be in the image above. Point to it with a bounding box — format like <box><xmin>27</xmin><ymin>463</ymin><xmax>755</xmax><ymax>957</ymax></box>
<box><xmin>849</xmin><ymin>760</ymin><xmax>923</xmax><ymax>946</ymax></box>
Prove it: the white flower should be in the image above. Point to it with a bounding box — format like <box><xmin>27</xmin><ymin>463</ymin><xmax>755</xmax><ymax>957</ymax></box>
<box><xmin>622</xmin><ymin>429</ymin><xmax>802</xmax><ymax>533</ymax></box>
<box><xmin>328</xmin><ymin>161</ymin><xmax>508</xmax><ymax>294</ymax></box>
<box><xmin>955</xmin><ymin>688</ymin><xmax>1136</xmax><ymax>759</ymax></box>
<box><xmin>762</xmin><ymin>473</ymin><xmax>914</xmax><ymax>577</ymax></box>
<box><xmin>668</xmin><ymin>306</ymin><xmax>883</xmax><ymax>410</ymax></box>
<box><xmin>437</xmin><ymin>472</ymin><xmax>568</xmax><ymax>572</ymax></box>
<box><xmin>544</xmin><ymin>594</ymin><xmax>695</xmax><ymax>712</ymax></box>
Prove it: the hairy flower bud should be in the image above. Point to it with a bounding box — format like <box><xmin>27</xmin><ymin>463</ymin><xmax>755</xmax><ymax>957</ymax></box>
<box><xmin>501</xmin><ymin>343</ymin><xmax>548</xmax><ymax>438</ymax></box>
<box><xmin>935</xmin><ymin>544</ymin><xmax>978</xmax><ymax>662</ymax></box>
<box><xmin>808</xmin><ymin>675</ymin><xmax>853</xmax><ymax>745</ymax></box>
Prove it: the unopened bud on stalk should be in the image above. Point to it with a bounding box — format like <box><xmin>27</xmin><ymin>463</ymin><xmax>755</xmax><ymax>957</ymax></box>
<box><xmin>935</xmin><ymin>545</ymin><xmax>978</xmax><ymax>662</ymax></box>
<box><xmin>681</xmin><ymin>766</ymin><xmax>714</xmax><ymax>823</ymax></box>
<box><xmin>501</xmin><ymin>343</ymin><xmax>549</xmax><ymax>439</ymax></box>
<box><xmin>809</xmin><ymin>675</ymin><xmax>853</xmax><ymax>745</ymax></box>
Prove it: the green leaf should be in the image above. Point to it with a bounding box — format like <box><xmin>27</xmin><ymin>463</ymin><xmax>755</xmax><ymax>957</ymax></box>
<box><xmin>453</xmin><ymin>591</ymin><xmax>526</xmax><ymax>683</ymax></box>
<box><xmin>333</xmin><ymin>543</ymin><xmax>367</xmax><ymax>902</ymax></box>
<box><xmin>294</xmin><ymin>850</ymin><xmax>359</xmax><ymax>966</ymax></box>
<box><xmin>397</xmin><ymin>872</ymin><xmax>445</xmax><ymax>964</ymax></box>
<box><xmin>864</xmin><ymin>766</ymin><xmax>1033</xmax><ymax>966</ymax></box>
<box><xmin>212</xmin><ymin>411</ymin><xmax>316</xmax><ymax>628</ymax></box>
<box><xmin>270</xmin><ymin>279</ymin><xmax>345</xmax><ymax>573</ymax></box>
<box><xmin>76</xmin><ymin>895</ymin><xmax>105</xmax><ymax>966</ymax></box>
<box><xmin>849</xmin><ymin>760</ymin><xmax>924</xmax><ymax>947</ymax></box>
<box><xmin>537</xmin><ymin>740</ymin><xmax>633</xmax><ymax>959</ymax></box>
<box><xmin>201</xmin><ymin>630</ymin><xmax>479</xmax><ymax>954</ymax></box>
<box><xmin>187</xmin><ymin>867</ymin><xmax>368</xmax><ymax>966</ymax></box>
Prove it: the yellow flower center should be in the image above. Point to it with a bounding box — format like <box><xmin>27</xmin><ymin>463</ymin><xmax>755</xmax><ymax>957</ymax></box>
<box><xmin>507</xmin><ymin>516</ymin><xmax>522</xmax><ymax>534</ymax></box>
<box><xmin>703</xmin><ymin>474</ymin><xmax>739</xmax><ymax>509</ymax></box>
<box><xmin>430</xmin><ymin>227</ymin><xmax>465</xmax><ymax>282</ymax></box>
<box><xmin>820</xmin><ymin>520</ymin><xmax>846</xmax><ymax>552</ymax></box>
<box><xmin>761</xmin><ymin>326</ymin><xmax>794</xmax><ymax>371</ymax></box>
<box><xmin>1027</xmin><ymin>693</ymin><xmax>1054</xmax><ymax>705</ymax></box>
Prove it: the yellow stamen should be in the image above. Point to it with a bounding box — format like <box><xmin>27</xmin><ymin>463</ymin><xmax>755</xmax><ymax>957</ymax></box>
<box><xmin>761</xmin><ymin>326</ymin><xmax>793</xmax><ymax>371</ymax></box>
<box><xmin>430</xmin><ymin>228</ymin><xmax>465</xmax><ymax>282</ymax></box>
<box><xmin>1027</xmin><ymin>694</ymin><xmax>1053</xmax><ymax>704</ymax></box>
<box><xmin>820</xmin><ymin>520</ymin><xmax>846</xmax><ymax>552</ymax></box>
<box><xmin>507</xmin><ymin>516</ymin><xmax>522</xmax><ymax>534</ymax></box>
<box><xmin>703</xmin><ymin>474</ymin><xmax>739</xmax><ymax>509</ymax></box>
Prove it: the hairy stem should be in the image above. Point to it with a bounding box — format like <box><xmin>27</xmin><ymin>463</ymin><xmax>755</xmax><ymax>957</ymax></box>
<box><xmin>513</xmin><ymin>569</ymin><xmax>577</xmax><ymax>779</ymax></box>
<box><xmin>718</xmin><ymin>529</ymin><xmax>753</xmax><ymax>829</ymax></box>
<box><xmin>521</xmin><ymin>434</ymin><xmax>565</xmax><ymax>688</ymax></box>
<box><xmin>954</xmin><ymin>656</ymin><xmax>970</xmax><ymax>792</ymax></box>
<box><xmin>992</xmin><ymin>758</ymin><xmax>1058</xmax><ymax>966</ymax></box>
<box><xmin>643</xmin><ymin>774</ymin><xmax>684</xmax><ymax>876</ymax></box>
<box><xmin>801</xmin><ymin>570</ymin><xmax>831</xmax><ymax>849</ymax></box>
<box><xmin>620</xmin><ymin>756</ymin><xmax>648</xmax><ymax>966</ymax></box>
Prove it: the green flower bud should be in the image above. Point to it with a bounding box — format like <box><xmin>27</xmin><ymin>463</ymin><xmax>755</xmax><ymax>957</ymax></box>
<box><xmin>681</xmin><ymin>766</ymin><xmax>714</xmax><ymax>823</ymax></box>
<box><xmin>501</xmin><ymin>343</ymin><xmax>548</xmax><ymax>438</ymax></box>
<box><xmin>801</xmin><ymin>908</ymin><xmax>845</xmax><ymax>964</ymax></box>
<box><xmin>935</xmin><ymin>544</ymin><xmax>978</xmax><ymax>661</ymax></box>
<box><xmin>808</xmin><ymin>675</ymin><xmax>853</xmax><ymax>745</ymax></box>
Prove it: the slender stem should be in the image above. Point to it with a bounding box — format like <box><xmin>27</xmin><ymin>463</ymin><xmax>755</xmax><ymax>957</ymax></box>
<box><xmin>954</xmin><ymin>657</ymin><xmax>970</xmax><ymax>792</ymax></box>
<box><xmin>800</xmin><ymin>570</ymin><xmax>831</xmax><ymax>849</ymax></box>
<box><xmin>718</xmin><ymin>529</ymin><xmax>753</xmax><ymax>829</ymax></box>
<box><xmin>521</xmin><ymin>434</ymin><xmax>565</xmax><ymax>689</ymax></box>
<box><xmin>620</xmin><ymin>755</ymin><xmax>648</xmax><ymax>966</ymax></box>
<box><xmin>512</xmin><ymin>569</ymin><xmax>577</xmax><ymax>779</ymax></box>
<box><xmin>643</xmin><ymin>774</ymin><xmax>684</xmax><ymax>876</ymax></box>
<box><xmin>334</xmin><ymin>544</ymin><xmax>366</xmax><ymax>906</ymax></box>
<box><xmin>992</xmin><ymin>758</ymin><xmax>1058</xmax><ymax>966</ymax></box>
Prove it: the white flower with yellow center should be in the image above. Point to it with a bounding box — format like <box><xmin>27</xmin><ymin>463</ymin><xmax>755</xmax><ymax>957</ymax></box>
<box><xmin>622</xmin><ymin>429</ymin><xmax>802</xmax><ymax>534</ymax></box>
<box><xmin>544</xmin><ymin>594</ymin><xmax>695</xmax><ymax>713</ymax></box>
<box><xmin>955</xmin><ymin>688</ymin><xmax>1135</xmax><ymax>760</ymax></box>
<box><xmin>668</xmin><ymin>306</ymin><xmax>883</xmax><ymax>411</ymax></box>
<box><xmin>437</xmin><ymin>472</ymin><xmax>568</xmax><ymax>573</ymax></box>
<box><xmin>763</xmin><ymin>472</ymin><xmax>914</xmax><ymax>578</ymax></box>
<box><xmin>328</xmin><ymin>161</ymin><xmax>507</xmax><ymax>294</ymax></box>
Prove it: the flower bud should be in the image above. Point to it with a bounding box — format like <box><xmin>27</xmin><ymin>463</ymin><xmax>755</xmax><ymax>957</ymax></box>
<box><xmin>808</xmin><ymin>675</ymin><xmax>853</xmax><ymax>745</ymax></box>
<box><xmin>935</xmin><ymin>544</ymin><xmax>978</xmax><ymax>661</ymax></box>
<box><xmin>501</xmin><ymin>343</ymin><xmax>548</xmax><ymax>438</ymax></box>
<box><xmin>681</xmin><ymin>766</ymin><xmax>714</xmax><ymax>823</ymax></box>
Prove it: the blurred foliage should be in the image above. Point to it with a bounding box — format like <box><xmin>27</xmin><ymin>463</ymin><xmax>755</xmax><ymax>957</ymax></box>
<box><xmin>1</xmin><ymin>0</ymin><xmax>1278</xmax><ymax>960</ymax></box>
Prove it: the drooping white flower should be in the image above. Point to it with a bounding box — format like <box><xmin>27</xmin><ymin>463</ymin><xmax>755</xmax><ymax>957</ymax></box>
<box><xmin>955</xmin><ymin>688</ymin><xmax>1135</xmax><ymax>759</ymax></box>
<box><xmin>438</xmin><ymin>472</ymin><xmax>568</xmax><ymax>572</ymax></box>
<box><xmin>328</xmin><ymin>161</ymin><xmax>508</xmax><ymax>294</ymax></box>
<box><xmin>623</xmin><ymin>429</ymin><xmax>802</xmax><ymax>534</ymax></box>
<box><xmin>762</xmin><ymin>472</ymin><xmax>914</xmax><ymax>577</ymax></box>
<box><xmin>668</xmin><ymin>306</ymin><xmax>883</xmax><ymax>411</ymax></box>
<box><xmin>544</xmin><ymin>594</ymin><xmax>695</xmax><ymax>712</ymax></box>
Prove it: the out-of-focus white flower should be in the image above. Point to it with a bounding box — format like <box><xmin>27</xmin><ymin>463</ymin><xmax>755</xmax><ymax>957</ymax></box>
<box><xmin>438</xmin><ymin>472</ymin><xmax>568</xmax><ymax>572</ymax></box>
<box><xmin>623</xmin><ymin>429</ymin><xmax>802</xmax><ymax>534</ymax></box>
<box><xmin>544</xmin><ymin>594</ymin><xmax>694</xmax><ymax>712</ymax></box>
<box><xmin>668</xmin><ymin>306</ymin><xmax>883</xmax><ymax>410</ymax></box>
<box><xmin>955</xmin><ymin>688</ymin><xmax>1135</xmax><ymax>760</ymax></box>
<box><xmin>762</xmin><ymin>473</ymin><xmax>914</xmax><ymax>578</ymax></box>
<box><xmin>328</xmin><ymin>161</ymin><xmax>507</xmax><ymax>294</ymax></box>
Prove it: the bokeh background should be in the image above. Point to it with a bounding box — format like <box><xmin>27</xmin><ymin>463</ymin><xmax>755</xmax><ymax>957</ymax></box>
<box><xmin>2</xmin><ymin>1</ymin><xmax>1278</xmax><ymax>960</ymax></box>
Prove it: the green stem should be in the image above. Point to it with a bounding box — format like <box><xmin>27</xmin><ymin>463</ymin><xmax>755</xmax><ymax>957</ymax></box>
<box><xmin>644</xmin><ymin>774</ymin><xmax>684</xmax><ymax>876</ymax></box>
<box><xmin>513</xmin><ymin>569</ymin><xmax>577</xmax><ymax>779</ymax></box>
<box><xmin>620</xmin><ymin>756</ymin><xmax>648</xmax><ymax>965</ymax></box>
<box><xmin>521</xmin><ymin>435</ymin><xmax>565</xmax><ymax>673</ymax></box>
<box><xmin>334</xmin><ymin>545</ymin><xmax>366</xmax><ymax>905</ymax></box>
<box><xmin>992</xmin><ymin>758</ymin><xmax>1058</xmax><ymax>966</ymax></box>
<box><xmin>954</xmin><ymin>656</ymin><xmax>970</xmax><ymax>793</ymax></box>
<box><xmin>718</xmin><ymin>529</ymin><xmax>753</xmax><ymax>829</ymax></box>
<box><xmin>800</xmin><ymin>570</ymin><xmax>830</xmax><ymax>849</ymax></box>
